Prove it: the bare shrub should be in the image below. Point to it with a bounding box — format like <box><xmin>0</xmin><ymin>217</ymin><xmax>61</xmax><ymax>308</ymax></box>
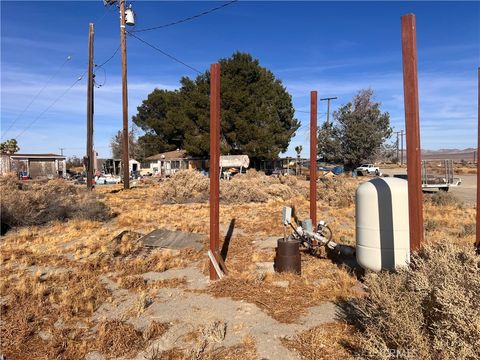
<box><xmin>154</xmin><ymin>170</ymin><xmax>358</xmax><ymax>206</ymax></box>
<box><xmin>458</xmin><ymin>223</ymin><xmax>475</xmax><ymax>238</ymax></box>
<box><xmin>340</xmin><ymin>243</ymin><xmax>480</xmax><ymax>360</ymax></box>
<box><xmin>0</xmin><ymin>175</ymin><xmax>112</xmax><ymax>231</ymax></box>
<box><xmin>316</xmin><ymin>177</ymin><xmax>356</xmax><ymax>208</ymax></box>
<box><xmin>426</xmin><ymin>190</ymin><xmax>462</xmax><ymax>207</ymax></box>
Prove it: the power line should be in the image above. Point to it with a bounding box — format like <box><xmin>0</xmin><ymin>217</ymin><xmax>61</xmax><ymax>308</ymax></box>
<box><xmin>14</xmin><ymin>71</ymin><xmax>87</xmax><ymax>140</ymax></box>
<box><xmin>132</xmin><ymin>0</ymin><xmax>238</xmax><ymax>33</ymax></box>
<box><xmin>95</xmin><ymin>45</ymin><xmax>120</xmax><ymax>68</ymax></box>
<box><xmin>2</xmin><ymin>56</ymin><xmax>72</xmax><ymax>139</ymax></box>
<box><xmin>127</xmin><ymin>31</ymin><xmax>202</xmax><ymax>74</ymax></box>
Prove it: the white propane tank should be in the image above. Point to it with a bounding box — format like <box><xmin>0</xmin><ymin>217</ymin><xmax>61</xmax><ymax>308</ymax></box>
<box><xmin>356</xmin><ymin>177</ymin><xmax>410</xmax><ymax>271</ymax></box>
<box><xmin>125</xmin><ymin>8</ymin><xmax>135</xmax><ymax>26</ymax></box>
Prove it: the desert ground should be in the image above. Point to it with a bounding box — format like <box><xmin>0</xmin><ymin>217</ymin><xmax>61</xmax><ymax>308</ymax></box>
<box><xmin>0</xmin><ymin>170</ymin><xmax>478</xmax><ymax>359</ymax></box>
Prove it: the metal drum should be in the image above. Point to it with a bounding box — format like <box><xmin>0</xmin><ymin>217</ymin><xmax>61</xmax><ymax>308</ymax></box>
<box><xmin>274</xmin><ymin>238</ymin><xmax>301</xmax><ymax>274</ymax></box>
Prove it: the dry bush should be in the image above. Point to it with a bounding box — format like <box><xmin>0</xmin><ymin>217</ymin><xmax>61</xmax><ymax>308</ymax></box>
<box><xmin>315</xmin><ymin>177</ymin><xmax>357</xmax><ymax>208</ymax></box>
<box><xmin>156</xmin><ymin>170</ymin><xmax>209</xmax><ymax>203</ymax></box>
<box><xmin>340</xmin><ymin>243</ymin><xmax>480</xmax><ymax>360</ymax></box>
<box><xmin>155</xmin><ymin>170</ymin><xmax>357</xmax><ymax>206</ymax></box>
<box><xmin>0</xmin><ymin>174</ymin><xmax>112</xmax><ymax>231</ymax></box>
<box><xmin>425</xmin><ymin>190</ymin><xmax>462</xmax><ymax>207</ymax></box>
<box><xmin>282</xmin><ymin>322</ymin><xmax>356</xmax><ymax>360</ymax></box>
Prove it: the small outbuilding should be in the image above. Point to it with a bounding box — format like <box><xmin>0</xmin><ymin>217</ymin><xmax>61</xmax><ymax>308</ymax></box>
<box><xmin>0</xmin><ymin>153</ymin><xmax>66</xmax><ymax>178</ymax></box>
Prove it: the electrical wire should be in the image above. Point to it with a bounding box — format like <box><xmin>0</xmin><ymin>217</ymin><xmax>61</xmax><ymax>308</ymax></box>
<box><xmin>2</xmin><ymin>56</ymin><xmax>72</xmax><ymax>139</ymax></box>
<box><xmin>127</xmin><ymin>31</ymin><xmax>202</xmax><ymax>74</ymax></box>
<box><xmin>14</xmin><ymin>71</ymin><xmax>87</xmax><ymax>140</ymax></box>
<box><xmin>94</xmin><ymin>66</ymin><xmax>107</xmax><ymax>88</ymax></box>
<box><xmin>95</xmin><ymin>45</ymin><xmax>120</xmax><ymax>68</ymax></box>
<box><xmin>132</xmin><ymin>0</ymin><xmax>238</xmax><ymax>33</ymax></box>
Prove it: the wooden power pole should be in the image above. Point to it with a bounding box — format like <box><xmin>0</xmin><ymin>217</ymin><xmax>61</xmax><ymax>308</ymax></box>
<box><xmin>310</xmin><ymin>91</ymin><xmax>317</xmax><ymax>226</ymax></box>
<box><xmin>209</xmin><ymin>63</ymin><xmax>221</xmax><ymax>280</ymax></box>
<box><xmin>86</xmin><ymin>23</ymin><xmax>95</xmax><ymax>191</ymax></box>
<box><xmin>320</xmin><ymin>96</ymin><xmax>337</xmax><ymax>126</ymax></box>
<box><xmin>476</xmin><ymin>67</ymin><xmax>480</xmax><ymax>250</ymax></box>
<box><xmin>401</xmin><ymin>13</ymin><xmax>424</xmax><ymax>251</ymax></box>
<box><xmin>120</xmin><ymin>0</ymin><xmax>130</xmax><ymax>189</ymax></box>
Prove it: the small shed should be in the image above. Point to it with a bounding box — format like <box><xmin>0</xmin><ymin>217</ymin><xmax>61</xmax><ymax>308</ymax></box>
<box><xmin>1</xmin><ymin>153</ymin><xmax>66</xmax><ymax>178</ymax></box>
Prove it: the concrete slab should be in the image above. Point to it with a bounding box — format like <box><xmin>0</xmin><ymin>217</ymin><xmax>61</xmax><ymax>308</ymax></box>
<box><xmin>254</xmin><ymin>236</ymin><xmax>281</xmax><ymax>251</ymax></box>
<box><xmin>140</xmin><ymin>228</ymin><xmax>206</xmax><ymax>251</ymax></box>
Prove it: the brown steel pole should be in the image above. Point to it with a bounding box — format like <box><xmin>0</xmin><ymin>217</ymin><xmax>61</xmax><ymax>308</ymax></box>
<box><xmin>310</xmin><ymin>91</ymin><xmax>318</xmax><ymax>226</ymax></box>
<box><xmin>401</xmin><ymin>129</ymin><xmax>404</xmax><ymax>165</ymax></box>
<box><xmin>476</xmin><ymin>67</ymin><xmax>480</xmax><ymax>249</ymax></box>
<box><xmin>120</xmin><ymin>0</ymin><xmax>130</xmax><ymax>189</ymax></box>
<box><xmin>401</xmin><ymin>13</ymin><xmax>424</xmax><ymax>251</ymax></box>
<box><xmin>86</xmin><ymin>23</ymin><xmax>94</xmax><ymax>191</ymax></box>
<box><xmin>209</xmin><ymin>63</ymin><xmax>221</xmax><ymax>280</ymax></box>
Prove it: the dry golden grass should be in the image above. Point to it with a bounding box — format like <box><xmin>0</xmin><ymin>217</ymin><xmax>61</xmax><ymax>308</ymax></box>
<box><xmin>1</xmin><ymin>170</ymin><xmax>477</xmax><ymax>358</ymax></box>
<box><xmin>207</xmin><ymin>256</ymin><xmax>357</xmax><ymax>323</ymax></box>
<box><xmin>282</xmin><ymin>322</ymin><xmax>357</xmax><ymax>360</ymax></box>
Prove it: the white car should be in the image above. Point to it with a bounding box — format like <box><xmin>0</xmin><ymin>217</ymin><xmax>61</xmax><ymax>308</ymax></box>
<box><xmin>94</xmin><ymin>175</ymin><xmax>121</xmax><ymax>185</ymax></box>
<box><xmin>355</xmin><ymin>164</ymin><xmax>380</xmax><ymax>175</ymax></box>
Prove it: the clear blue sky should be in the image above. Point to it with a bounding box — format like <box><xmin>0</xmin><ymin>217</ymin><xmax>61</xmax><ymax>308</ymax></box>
<box><xmin>1</xmin><ymin>1</ymin><xmax>479</xmax><ymax>158</ymax></box>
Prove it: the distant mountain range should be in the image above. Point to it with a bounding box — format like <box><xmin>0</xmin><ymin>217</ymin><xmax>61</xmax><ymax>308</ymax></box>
<box><xmin>403</xmin><ymin>148</ymin><xmax>476</xmax><ymax>161</ymax></box>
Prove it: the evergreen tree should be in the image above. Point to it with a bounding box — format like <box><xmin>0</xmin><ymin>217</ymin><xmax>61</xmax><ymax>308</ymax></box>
<box><xmin>132</xmin><ymin>52</ymin><xmax>300</xmax><ymax>161</ymax></box>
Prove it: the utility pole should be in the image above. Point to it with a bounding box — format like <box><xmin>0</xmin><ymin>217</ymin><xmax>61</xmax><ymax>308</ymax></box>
<box><xmin>59</xmin><ymin>148</ymin><xmax>65</xmax><ymax>156</ymax></box>
<box><xmin>310</xmin><ymin>91</ymin><xmax>318</xmax><ymax>227</ymax></box>
<box><xmin>476</xmin><ymin>67</ymin><xmax>479</xmax><ymax>250</ymax></box>
<box><xmin>86</xmin><ymin>23</ymin><xmax>95</xmax><ymax>191</ymax></box>
<box><xmin>209</xmin><ymin>63</ymin><xmax>221</xmax><ymax>280</ymax></box>
<box><xmin>320</xmin><ymin>97</ymin><xmax>337</xmax><ymax>126</ymax></box>
<box><xmin>120</xmin><ymin>0</ymin><xmax>129</xmax><ymax>189</ymax></box>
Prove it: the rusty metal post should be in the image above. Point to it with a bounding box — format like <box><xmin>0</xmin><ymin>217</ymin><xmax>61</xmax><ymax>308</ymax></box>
<box><xmin>476</xmin><ymin>67</ymin><xmax>480</xmax><ymax>249</ymax></box>
<box><xmin>209</xmin><ymin>63</ymin><xmax>221</xmax><ymax>280</ymax></box>
<box><xmin>86</xmin><ymin>23</ymin><xmax>94</xmax><ymax>191</ymax></box>
<box><xmin>401</xmin><ymin>13</ymin><xmax>424</xmax><ymax>251</ymax></box>
<box><xmin>310</xmin><ymin>91</ymin><xmax>317</xmax><ymax>226</ymax></box>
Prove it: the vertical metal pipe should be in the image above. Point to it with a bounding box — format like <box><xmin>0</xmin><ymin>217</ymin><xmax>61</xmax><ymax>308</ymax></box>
<box><xmin>210</xmin><ymin>63</ymin><xmax>221</xmax><ymax>280</ymax></box>
<box><xmin>401</xmin><ymin>129</ymin><xmax>404</xmax><ymax>165</ymax></box>
<box><xmin>401</xmin><ymin>13</ymin><xmax>424</xmax><ymax>251</ymax></box>
<box><xmin>86</xmin><ymin>23</ymin><xmax>94</xmax><ymax>191</ymax></box>
<box><xmin>120</xmin><ymin>0</ymin><xmax>130</xmax><ymax>189</ymax></box>
<box><xmin>310</xmin><ymin>91</ymin><xmax>318</xmax><ymax>226</ymax></box>
<box><xmin>476</xmin><ymin>67</ymin><xmax>480</xmax><ymax>249</ymax></box>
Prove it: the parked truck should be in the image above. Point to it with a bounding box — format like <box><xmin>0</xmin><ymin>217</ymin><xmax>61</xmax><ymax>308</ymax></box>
<box><xmin>355</xmin><ymin>164</ymin><xmax>380</xmax><ymax>176</ymax></box>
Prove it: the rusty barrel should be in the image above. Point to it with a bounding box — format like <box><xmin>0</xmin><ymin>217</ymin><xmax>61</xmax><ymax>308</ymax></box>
<box><xmin>274</xmin><ymin>239</ymin><xmax>301</xmax><ymax>274</ymax></box>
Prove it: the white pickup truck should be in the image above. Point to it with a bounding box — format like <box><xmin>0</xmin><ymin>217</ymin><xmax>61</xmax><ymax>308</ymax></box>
<box><xmin>355</xmin><ymin>164</ymin><xmax>380</xmax><ymax>175</ymax></box>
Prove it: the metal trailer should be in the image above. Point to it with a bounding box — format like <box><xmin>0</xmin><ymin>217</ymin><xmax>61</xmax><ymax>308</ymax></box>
<box><xmin>394</xmin><ymin>159</ymin><xmax>462</xmax><ymax>191</ymax></box>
